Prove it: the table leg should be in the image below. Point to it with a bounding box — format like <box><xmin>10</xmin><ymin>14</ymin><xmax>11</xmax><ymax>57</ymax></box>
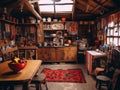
<box><xmin>22</xmin><ymin>82</ymin><xmax>29</xmax><ymax>90</ymax></box>
<box><xmin>10</xmin><ymin>85</ymin><xmax>14</xmax><ymax>90</ymax></box>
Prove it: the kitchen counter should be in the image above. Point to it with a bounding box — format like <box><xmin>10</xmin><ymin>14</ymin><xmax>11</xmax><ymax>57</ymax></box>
<box><xmin>37</xmin><ymin>45</ymin><xmax>77</xmax><ymax>62</ymax></box>
<box><xmin>38</xmin><ymin>45</ymin><xmax>77</xmax><ymax>48</ymax></box>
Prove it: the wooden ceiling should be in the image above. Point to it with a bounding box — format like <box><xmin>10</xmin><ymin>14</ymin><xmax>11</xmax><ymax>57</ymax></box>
<box><xmin>39</xmin><ymin>0</ymin><xmax>120</xmax><ymax>21</ymax></box>
<box><xmin>73</xmin><ymin>0</ymin><xmax>120</xmax><ymax>21</ymax></box>
<box><xmin>0</xmin><ymin>0</ymin><xmax>120</xmax><ymax>21</ymax></box>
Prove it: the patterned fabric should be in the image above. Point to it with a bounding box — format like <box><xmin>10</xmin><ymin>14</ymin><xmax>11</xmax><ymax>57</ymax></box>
<box><xmin>66</xmin><ymin>22</ymin><xmax>78</xmax><ymax>35</ymax></box>
<box><xmin>42</xmin><ymin>68</ymin><xmax>86</xmax><ymax>83</ymax></box>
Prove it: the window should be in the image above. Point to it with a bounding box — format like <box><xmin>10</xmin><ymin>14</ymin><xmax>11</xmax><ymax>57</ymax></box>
<box><xmin>106</xmin><ymin>13</ymin><xmax>120</xmax><ymax>46</ymax></box>
<box><xmin>38</xmin><ymin>0</ymin><xmax>73</xmax><ymax>13</ymax></box>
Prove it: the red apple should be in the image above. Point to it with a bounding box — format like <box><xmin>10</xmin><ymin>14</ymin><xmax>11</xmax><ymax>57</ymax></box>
<box><xmin>18</xmin><ymin>60</ymin><xmax>24</xmax><ymax>63</ymax></box>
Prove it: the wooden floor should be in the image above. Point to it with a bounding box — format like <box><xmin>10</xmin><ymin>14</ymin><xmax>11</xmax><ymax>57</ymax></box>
<box><xmin>15</xmin><ymin>63</ymin><xmax>108</xmax><ymax>90</ymax></box>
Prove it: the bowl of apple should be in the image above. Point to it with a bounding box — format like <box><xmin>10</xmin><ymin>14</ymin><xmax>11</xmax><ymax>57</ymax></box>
<box><xmin>8</xmin><ymin>57</ymin><xmax>27</xmax><ymax>73</ymax></box>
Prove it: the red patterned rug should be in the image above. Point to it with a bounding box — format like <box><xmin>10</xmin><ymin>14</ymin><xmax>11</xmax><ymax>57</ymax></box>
<box><xmin>42</xmin><ymin>68</ymin><xmax>86</xmax><ymax>83</ymax></box>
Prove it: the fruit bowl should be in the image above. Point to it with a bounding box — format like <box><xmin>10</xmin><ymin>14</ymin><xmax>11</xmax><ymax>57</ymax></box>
<box><xmin>8</xmin><ymin>60</ymin><xmax>27</xmax><ymax>73</ymax></box>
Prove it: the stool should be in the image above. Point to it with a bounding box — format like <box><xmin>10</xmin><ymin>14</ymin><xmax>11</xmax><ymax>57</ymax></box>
<box><xmin>96</xmin><ymin>75</ymin><xmax>111</xmax><ymax>90</ymax></box>
<box><xmin>31</xmin><ymin>73</ymin><xmax>48</xmax><ymax>90</ymax></box>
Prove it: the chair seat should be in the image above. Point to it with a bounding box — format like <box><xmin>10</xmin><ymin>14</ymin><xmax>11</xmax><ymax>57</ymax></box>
<box><xmin>96</xmin><ymin>75</ymin><xmax>111</xmax><ymax>90</ymax></box>
<box><xmin>30</xmin><ymin>73</ymin><xmax>48</xmax><ymax>90</ymax></box>
<box><xmin>31</xmin><ymin>73</ymin><xmax>46</xmax><ymax>83</ymax></box>
<box><xmin>96</xmin><ymin>75</ymin><xmax>111</xmax><ymax>81</ymax></box>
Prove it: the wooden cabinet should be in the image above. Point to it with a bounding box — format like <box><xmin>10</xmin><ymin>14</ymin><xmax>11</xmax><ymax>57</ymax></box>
<box><xmin>37</xmin><ymin>46</ymin><xmax>77</xmax><ymax>62</ymax></box>
<box><xmin>18</xmin><ymin>46</ymin><xmax>38</xmax><ymax>60</ymax></box>
<box><xmin>15</xmin><ymin>23</ymin><xmax>44</xmax><ymax>46</ymax></box>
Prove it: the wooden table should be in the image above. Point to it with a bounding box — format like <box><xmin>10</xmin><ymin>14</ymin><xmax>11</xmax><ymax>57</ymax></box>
<box><xmin>86</xmin><ymin>50</ymin><xmax>106</xmax><ymax>74</ymax></box>
<box><xmin>0</xmin><ymin>60</ymin><xmax>42</xmax><ymax>90</ymax></box>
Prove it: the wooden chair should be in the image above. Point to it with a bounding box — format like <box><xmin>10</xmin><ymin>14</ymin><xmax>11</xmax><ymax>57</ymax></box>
<box><xmin>96</xmin><ymin>75</ymin><xmax>111</xmax><ymax>90</ymax></box>
<box><xmin>30</xmin><ymin>73</ymin><xmax>48</xmax><ymax>90</ymax></box>
<box><xmin>95</xmin><ymin>48</ymin><xmax>120</xmax><ymax>90</ymax></box>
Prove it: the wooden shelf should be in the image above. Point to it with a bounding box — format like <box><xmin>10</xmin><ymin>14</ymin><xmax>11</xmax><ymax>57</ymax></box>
<box><xmin>44</xmin><ymin>29</ymin><xmax>67</xmax><ymax>31</ymax></box>
<box><xmin>18</xmin><ymin>46</ymin><xmax>38</xmax><ymax>50</ymax></box>
<box><xmin>0</xmin><ymin>19</ymin><xmax>15</xmax><ymax>24</ymax></box>
<box><xmin>43</xmin><ymin>22</ymin><xmax>65</xmax><ymax>24</ymax></box>
<box><xmin>16</xmin><ymin>23</ymin><xmax>39</xmax><ymax>26</ymax></box>
<box><xmin>1</xmin><ymin>47</ymin><xmax>18</xmax><ymax>54</ymax></box>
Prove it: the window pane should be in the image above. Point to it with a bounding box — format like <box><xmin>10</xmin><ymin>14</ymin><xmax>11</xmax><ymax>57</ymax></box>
<box><xmin>107</xmin><ymin>38</ymin><xmax>110</xmax><ymax>44</ymax></box>
<box><xmin>39</xmin><ymin>0</ymin><xmax>73</xmax><ymax>13</ymax></box>
<box><xmin>114</xmin><ymin>27</ymin><xmax>118</xmax><ymax>36</ymax></box>
<box><xmin>113</xmin><ymin>38</ymin><xmax>118</xmax><ymax>46</ymax></box>
<box><xmin>38</xmin><ymin>0</ymin><xmax>53</xmax><ymax>4</ymax></box>
<box><xmin>110</xmin><ymin>29</ymin><xmax>113</xmax><ymax>36</ymax></box>
<box><xmin>56</xmin><ymin>0</ymin><xmax>73</xmax><ymax>4</ymax></box>
<box><xmin>39</xmin><ymin>6</ymin><xmax>54</xmax><ymax>12</ymax></box>
<box><xmin>107</xmin><ymin>28</ymin><xmax>110</xmax><ymax>36</ymax></box>
<box><xmin>119</xmin><ymin>38</ymin><xmax>120</xmax><ymax>46</ymax></box>
<box><xmin>108</xmin><ymin>21</ymin><xmax>114</xmax><ymax>27</ymax></box>
<box><xmin>56</xmin><ymin>5</ymin><xmax>73</xmax><ymax>12</ymax></box>
<box><xmin>118</xmin><ymin>28</ymin><xmax>120</xmax><ymax>36</ymax></box>
<box><xmin>110</xmin><ymin>38</ymin><xmax>113</xmax><ymax>43</ymax></box>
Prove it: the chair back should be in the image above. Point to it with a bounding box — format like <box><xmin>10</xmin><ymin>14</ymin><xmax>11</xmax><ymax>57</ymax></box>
<box><xmin>104</xmin><ymin>49</ymin><xmax>120</xmax><ymax>78</ymax></box>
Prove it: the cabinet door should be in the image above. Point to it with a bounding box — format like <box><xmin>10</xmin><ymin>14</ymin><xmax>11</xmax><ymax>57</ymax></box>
<box><xmin>56</xmin><ymin>48</ymin><xmax>64</xmax><ymax>61</ymax></box>
<box><xmin>38</xmin><ymin>48</ymin><xmax>50</xmax><ymax>62</ymax></box>
<box><xmin>64</xmin><ymin>46</ymin><xmax>77</xmax><ymax>62</ymax></box>
<box><xmin>37</xmin><ymin>48</ymin><xmax>43</xmax><ymax>60</ymax></box>
<box><xmin>64</xmin><ymin>47</ymin><xmax>70</xmax><ymax>61</ymax></box>
<box><xmin>49</xmin><ymin>48</ymin><xmax>56</xmax><ymax>62</ymax></box>
<box><xmin>68</xmin><ymin>47</ymin><xmax>77</xmax><ymax>61</ymax></box>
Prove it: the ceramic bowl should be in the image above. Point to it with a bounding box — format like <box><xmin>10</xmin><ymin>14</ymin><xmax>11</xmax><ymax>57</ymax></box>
<box><xmin>8</xmin><ymin>61</ymin><xmax>27</xmax><ymax>72</ymax></box>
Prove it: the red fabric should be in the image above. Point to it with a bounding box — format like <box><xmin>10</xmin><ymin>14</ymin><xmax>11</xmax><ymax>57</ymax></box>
<box><xmin>42</xmin><ymin>68</ymin><xmax>86</xmax><ymax>83</ymax></box>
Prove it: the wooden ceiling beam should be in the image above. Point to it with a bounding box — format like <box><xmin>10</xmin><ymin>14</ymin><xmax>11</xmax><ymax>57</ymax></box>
<box><xmin>92</xmin><ymin>0</ymin><xmax>109</xmax><ymax>11</ymax></box>
<box><xmin>91</xmin><ymin>0</ymin><xmax>110</xmax><ymax>13</ymax></box>
<box><xmin>33</xmin><ymin>2</ymin><xmax>41</xmax><ymax>15</ymax></box>
<box><xmin>72</xmin><ymin>0</ymin><xmax>76</xmax><ymax>21</ymax></box>
<box><xmin>85</xmin><ymin>4</ymin><xmax>89</xmax><ymax>12</ymax></box>
<box><xmin>24</xmin><ymin>0</ymin><xmax>42</xmax><ymax>20</ymax></box>
<box><xmin>0</xmin><ymin>0</ymin><xmax>42</xmax><ymax>20</ymax></box>
<box><xmin>76</xmin><ymin>3</ymin><xmax>86</xmax><ymax>12</ymax></box>
<box><xmin>39</xmin><ymin>3</ymin><xmax>73</xmax><ymax>6</ymax></box>
<box><xmin>76</xmin><ymin>11</ymin><xmax>95</xmax><ymax>15</ymax></box>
